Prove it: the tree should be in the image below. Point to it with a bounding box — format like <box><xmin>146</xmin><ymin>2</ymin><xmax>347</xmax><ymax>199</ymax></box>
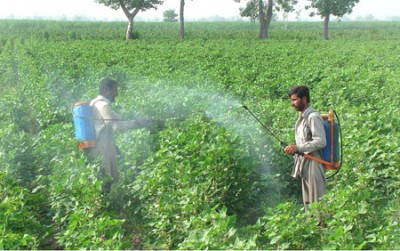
<box><xmin>179</xmin><ymin>0</ymin><xmax>185</xmax><ymax>40</ymax></box>
<box><xmin>305</xmin><ymin>0</ymin><xmax>360</xmax><ymax>40</ymax></box>
<box><xmin>163</xmin><ymin>9</ymin><xmax>178</xmax><ymax>22</ymax></box>
<box><xmin>239</xmin><ymin>0</ymin><xmax>259</xmax><ymax>22</ymax></box>
<box><xmin>178</xmin><ymin>0</ymin><xmax>195</xmax><ymax>40</ymax></box>
<box><xmin>236</xmin><ymin>0</ymin><xmax>298</xmax><ymax>39</ymax></box>
<box><xmin>95</xmin><ymin>0</ymin><xmax>164</xmax><ymax>40</ymax></box>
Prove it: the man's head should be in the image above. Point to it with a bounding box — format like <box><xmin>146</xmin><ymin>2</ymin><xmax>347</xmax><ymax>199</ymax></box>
<box><xmin>288</xmin><ymin>85</ymin><xmax>310</xmax><ymax>112</ymax></box>
<box><xmin>100</xmin><ymin>78</ymin><xmax>118</xmax><ymax>103</ymax></box>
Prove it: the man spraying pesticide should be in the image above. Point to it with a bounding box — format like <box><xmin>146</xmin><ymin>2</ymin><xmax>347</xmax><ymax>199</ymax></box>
<box><xmin>242</xmin><ymin>85</ymin><xmax>342</xmax><ymax>213</ymax></box>
<box><xmin>73</xmin><ymin>78</ymin><xmax>152</xmax><ymax>192</ymax></box>
<box><xmin>285</xmin><ymin>85</ymin><xmax>327</xmax><ymax>209</ymax></box>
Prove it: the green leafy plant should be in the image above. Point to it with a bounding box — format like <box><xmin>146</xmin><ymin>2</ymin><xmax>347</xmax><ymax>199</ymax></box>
<box><xmin>1</xmin><ymin>20</ymin><xmax>399</xmax><ymax>249</ymax></box>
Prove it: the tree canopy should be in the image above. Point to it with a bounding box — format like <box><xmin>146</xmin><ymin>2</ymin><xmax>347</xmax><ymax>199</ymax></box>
<box><xmin>240</xmin><ymin>0</ymin><xmax>297</xmax><ymax>22</ymax></box>
<box><xmin>95</xmin><ymin>0</ymin><xmax>163</xmax><ymax>11</ymax></box>
<box><xmin>236</xmin><ymin>0</ymin><xmax>298</xmax><ymax>39</ymax></box>
<box><xmin>306</xmin><ymin>0</ymin><xmax>360</xmax><ymax>39</ymax></box>
<box><xmin>95</xmin><ymin>0</ymin><xmax>163</xmax><ymax>39</ymax></box>
<box><xmin>163</xmin><ymin>9</ymin><xmax>178</xmax><ymax>22</ymax></box>
<box><xmin>306</xmin><ymin>0</ymin><xmax>360</xmax><ymax>18</ymax></box>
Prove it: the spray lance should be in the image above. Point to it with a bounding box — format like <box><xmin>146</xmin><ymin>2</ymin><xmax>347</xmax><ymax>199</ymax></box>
<box><xmin>241</xmin><ymin>105</ymin><xmax>287</xmax><ymax>148</ymax></box>
<box><xmin>241</xmin><ymin>105</ymin><xmax>342</xmax><ymax>179</ymax></box>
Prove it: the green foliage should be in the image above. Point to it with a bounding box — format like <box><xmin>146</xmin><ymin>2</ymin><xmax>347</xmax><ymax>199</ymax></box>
<box><xmin>95</xmin><ymin>0</ymin><xmax>163</xmax><ymax>11</ymax></box>
<box><xmin>163</xmin><ymin>9</ymin><xmax>179</xmax><ymax>22</ymax></box>
<box><xmin>240</xmin><ymin>0</ymin><xmax>264</xmax><ymax>21</ymax></box>
<box><xmin>260</xmin><ymin>202</ymin><xmax>317</xmax><ymax>250</ymax></box>
<box><xmin>127</xmin><ymin>114</ymin><xmax>267</xmax><ymax>248</ymax></box>
<box><xmin>306</xmin><ymin>0</ymin><xmax>360</xmax><ymax>18</ymax></box>
<box><xmin>276</xmin><ymin>0</ymin><xmax>299</xmax><ymax>12</ymax></box>
<box><xmin>0</xmin><ymin>172</ymin><xmax>45</xmax><ymax>249</ymax></box>
<box><xmin>178</xmin><ymin>206</ymin><xmax>245</xmax><ymax>250</ymax></box>
<box><xmin>0</xmin><ymin>20</ymin><xmax>399</xmax><ymax>249</ymax></box>
<box><xmin>44</xmin><ymin>152</ymin><xmax>126</xmax><ymax>249</ymax></box>
<box><xmin>240</xmin><ymin>0</ymin><xmax>299</xmax><ymax>21</ymax></box>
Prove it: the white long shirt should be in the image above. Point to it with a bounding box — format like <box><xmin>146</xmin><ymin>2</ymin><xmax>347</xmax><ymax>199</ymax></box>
<box><xmin>291</xmin><ymin>106</ymin><xmax>326</xmax><ymax>177</ymax></box>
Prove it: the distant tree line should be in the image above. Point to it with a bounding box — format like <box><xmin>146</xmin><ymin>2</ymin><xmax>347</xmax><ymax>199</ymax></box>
<box><xmin>95</xmin><ymin>0</ymin><xmax>360</xmax><ymax>40</ymax></box>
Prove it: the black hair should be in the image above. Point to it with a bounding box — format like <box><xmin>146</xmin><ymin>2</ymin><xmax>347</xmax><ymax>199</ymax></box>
<box><xmin>99</xmin><ymin>78</ymin><xmax>118</xmax><ymax>95</ymax></box>
<box><xmin>288</xmin><ymin>85</ymin><xmax>310</xmax><ymax>103</ymax></box>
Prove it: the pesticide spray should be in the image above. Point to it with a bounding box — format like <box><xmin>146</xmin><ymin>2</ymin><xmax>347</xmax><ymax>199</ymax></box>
<box><xmin>72</xmin><ymin>79</ymin><xmax>278</xmax><ymax>175</ymax></box>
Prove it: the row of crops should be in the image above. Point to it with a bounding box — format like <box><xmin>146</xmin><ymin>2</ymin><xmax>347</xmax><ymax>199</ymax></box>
<box><xmin>0</xmin><ymin>20</ymin><xmax>399</xmax><ymax>249</ymax></box>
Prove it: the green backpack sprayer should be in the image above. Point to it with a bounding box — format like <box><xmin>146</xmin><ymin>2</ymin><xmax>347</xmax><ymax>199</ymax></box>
<box><xmin>242</xmin><ymin>105</ymin><xmax>342</xmax><ymax>179</ymax></box>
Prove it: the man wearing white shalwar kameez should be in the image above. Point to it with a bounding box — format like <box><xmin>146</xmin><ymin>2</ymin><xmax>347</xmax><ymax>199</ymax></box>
<box><xmin>285</xmin><ymin>85</ymin><xmax>326</xmax><ymax>208</ymax></box>
<box><xmin>90</xmin><ymin>78</ymin><xmax>149</xmax><ymax>184</ymax></box>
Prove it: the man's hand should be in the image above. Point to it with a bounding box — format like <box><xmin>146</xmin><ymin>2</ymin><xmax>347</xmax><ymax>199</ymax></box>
<box><xmin>285</xmin><ymin>144</ymin><xmax>299</xmax><ymax>155</ymax></box>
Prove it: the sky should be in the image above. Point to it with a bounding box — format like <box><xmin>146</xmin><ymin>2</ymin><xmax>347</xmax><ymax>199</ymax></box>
<box><xmin>0</xmin><ymin>0</ymin><xmax>399</xmax><ymax>21</ymax></box>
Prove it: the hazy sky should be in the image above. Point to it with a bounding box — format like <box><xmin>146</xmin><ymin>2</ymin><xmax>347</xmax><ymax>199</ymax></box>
<box><xmin>0</xmin><ymin>0</ymin><xmax>399</xmax><ymax>21</ymax></box>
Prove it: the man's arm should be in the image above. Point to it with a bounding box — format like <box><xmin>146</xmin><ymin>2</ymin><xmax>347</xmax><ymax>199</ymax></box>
<box><xmin>100</xmin><ymin>103</ymin><xmax>148</xmax><ymax>132</ymax></box>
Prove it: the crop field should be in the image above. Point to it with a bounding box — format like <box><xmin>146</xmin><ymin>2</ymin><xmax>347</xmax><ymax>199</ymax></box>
<box><xmin>0</xmin><ymin>19</ymin><xmax>399</xmax><ymax>249</ymax></box>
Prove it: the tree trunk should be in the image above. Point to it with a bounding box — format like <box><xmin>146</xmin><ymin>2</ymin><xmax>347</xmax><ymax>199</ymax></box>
<box><xmin>323</xmin><ymin>14</ymin><xmax>330</xmax><ymax>40</ymax></box>
<box><xmin>283</xmin><ymin>12</ymin><xmax>288</xmax><ymax>30</ymax></box>
<box><xmin>259</xmin><ymin>0</ymin><xmax>273</xmax><ymax>39</ymax></box>
<box><xmin>265</xmin><ymin>0</ymin><xmax>273</xmax><ymax>37</ymax></box>
<box><xmin>126</xmin><ymin>15</ymin><xmax>134</xmax><ymax>40</ymax></box>
<box><xmin>179</xmin><ymin>0</ymin><xmax>185</xmax><ymax>40</ymax></box>
<box><xmin>258</xmin><ymin>0</ymin><xmax>266</xmax><ymax>38</ymax></box>
<box><xmin>119</xmin><ymin>0</ymin><xmax>141</xmax><ymax>40</ymax></box>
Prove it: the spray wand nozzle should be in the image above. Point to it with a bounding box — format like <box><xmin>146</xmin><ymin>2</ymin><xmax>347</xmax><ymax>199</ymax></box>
<box><xmin>241</xmin><ymin>105</ymin><xmax>287</xmax><ymax>148</ymax></box>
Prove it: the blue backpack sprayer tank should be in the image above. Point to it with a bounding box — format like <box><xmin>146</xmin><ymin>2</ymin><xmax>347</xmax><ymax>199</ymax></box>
<box><xmin>72</xmin><ymin>101</ymin><xmax>96</xmax><ymax>149</ymax></box>
<box><xmin>304</xmin><ymin>109</ymin><xmax>341</xmax><ymax>171</ymax></box>
<box><xmin>242</xmin><ymin>105</ymin><xmax>342</xmax><ymax>179</ymax></box>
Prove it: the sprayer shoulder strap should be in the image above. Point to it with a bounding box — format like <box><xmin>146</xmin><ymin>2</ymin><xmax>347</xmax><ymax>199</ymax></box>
<box><xmin>305</xmin><ymin>110</ymin><xmax>316</xmax><ymax>124</ymax></box>
<box><xmin>303</xmin><ymin>111</ymin><xmax>316</xmax><ymax>140</ymax></box>
<box><xmin>303</xmin><ymin>111</ymin><xmax>324</xmax><ymax>157</ymax></box>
